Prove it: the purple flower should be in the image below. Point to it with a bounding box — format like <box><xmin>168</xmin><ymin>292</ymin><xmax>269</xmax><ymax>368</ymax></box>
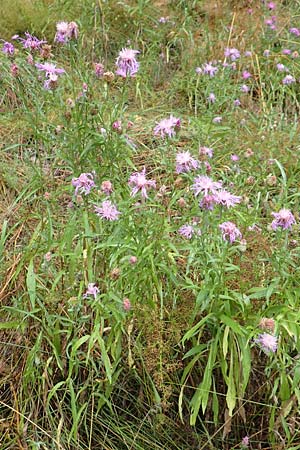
<box><xmin>282</xmin><ymin>75</ymin><xmax>296</xmax><ymax>85</ymax></box>
<box><xmin>16</xmin><ymin>32</ymin><xmax>47</xmax><ymax>51</ymax></box>
<box><xmin>231</xmin><ymin>154</ymin><xmax>239</xmax><ymax>161</ymax></box>
<box><xmin>192</xmin><ymin>175</ymin><xmax>222</xmax><ymax>196</ymax></box>
<box><xmin>241</xmin><ymin>436</ymin><xmax>250</xmax><ymax>448</ymax></box>
<box><xmin>264</xmin><ymin>49</ymin><xmax>271</xmax><ymax>57</ymax></box>
<box><xmin>83</xmin><ymin>283</ymin><xmax>99</xmax><ymax>299</ymax></box>
<box><xmin>267</xmin><ymin>1</ymin><xmax>275</xmax><ymax>9</ymax></box>
<box><xmin>72</xmin><ymin>172</ymin><xmax>96</xmax><ymax>196</ymax></box>
<box><xmin>241</xmin><ymin>84</ymin><xmax>250</xmax><ymax>93</ymax></box>
<box><xmin>234</xmin><ymin>99</ymin><xmax>241</xmax><ymax>107</ymax></box>
<box><xmin>94</xmin><ymin>62</ymin><xmax>104</xmax><ymax>77</ymax></box>
<box><xmin>116</xmin><ymin>48</ymin><xmax>139</xmax><ymax>78</ymax></box>
<box><xmin>290</xmin><ymin>27</ymin><xmax>300</xmax><ymax>37</ymax></box>
<box><xmin>35</xmin><ymin>62</ymin><xmax>65</xmax><ymax>89</ymax></box>
<box><xmin>244</xmin><ymin>51</ymin><xmax>252</xmax><ymax>57</ymax></box>
<box><xmin>215</xmin><ymin>190</ymin><xmax>241</xmax><ymax>208</ymax></box>
<box><xmin>207</xmin><ymin>92</ymin><xmax>216</xmax><ymax>103</ymax></box>
<box><xmin>199</xmin><ymin>146</ymin><xmax>214</xmax><ymax>158</ymax></box>
<box><xmin>202</xmin><ymin>62</ymin><xmax>218</xmax><ymax>77</ymax></box>
<box><xmin>242</xmin><ymin>70</ymin><xmax>251</xmax><ymax>79</ymax></box>
<box><xmin>176</xmin><ymin>151</ymin><xmax>199</xmax><ymax>174</ymax></box>
<box><xmin>224</xmin><ymin>47</ymin><xmax>240</xmax><ymax>61</ymax></box>
<box><xmin>199</xmin><ymin>194</ymin><xmax>217</xmax><ymax>210</ymax></box>
<box><xmin>212</xmin><ymin>116</ymin><xmax>222</xmax><ymax>123</ymax></box>
<box><xmin>153</xmin><ymin>115</ymin><xmax>181</xmax><ymax>138</ymax></box>
<box><xmin>55</xmin><ymin>21</ymin><xmax>79</xmax><ymax>43</ymax></box>
<box><xmin>265</xmin><ymin>16</ymin><xmax>277</xmax><ymax>30</ymax></box>
<box><xmin>219</xmin><ymin>221</ymin><xmax>242</xmax><ymax>243</ymax></box>
<box><xmin>282</xmin><ymin>48</ymin><xmax>292</xmax><ymax>55</ymax></box>
<box><xmin>271</xmin><ymin>208</ymin><xmax>296</xmax><ymax>230</ymax></box>
<box><xmin>276</xmin><ymin>63</ymin><xmax>286</xmax><ymax>72</ymax></box>
<box><xmin>94</xmin><ymin>200</ymin><xmax>121</xmax><ymax>221</ymax></box>
<box><xmin>178</xmin><ymin>224</ymin><xmax>195</xmax><ymax>239</ymax></box>
<box><xmin>1</xmin><ymin>41</ymin><xmax>15</xmax><ymax>55</ymax></box>
<box><xmin>128</xmin><ymin>167</ymin><xmax>156</xmax><ymax>198</ymax></box>
<box><xmin>255</xmin><ymin>333</ymin><xmax>278</xmax><ymax>353</ymax></box>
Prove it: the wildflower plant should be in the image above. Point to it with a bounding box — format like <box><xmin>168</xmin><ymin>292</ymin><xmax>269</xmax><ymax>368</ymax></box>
<box><xmin>2</xmin><ymin>0</ymin><xmax>300</xmax><ymax>449</ymax></box>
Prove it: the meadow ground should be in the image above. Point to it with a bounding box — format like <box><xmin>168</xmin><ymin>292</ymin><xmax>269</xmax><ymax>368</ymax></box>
<box><xmin>1</xmin><ymin>0</ymin><xmax>300</xmax><ymax>449</ymax></box>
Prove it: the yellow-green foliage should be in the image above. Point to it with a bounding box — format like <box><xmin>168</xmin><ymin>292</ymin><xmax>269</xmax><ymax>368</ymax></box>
<box><xmin>0</xmin><ymin>0</ymin><xmax>57</xmax><ymax>39</ymax></box>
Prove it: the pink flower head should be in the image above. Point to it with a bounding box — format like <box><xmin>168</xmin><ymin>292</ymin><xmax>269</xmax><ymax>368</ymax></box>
<box><xmin>123</xmin><ymin>297</ymin><xmax>131</xmax><ymax>311</ymax></box>
<box><xmin>219</xmin><ymin>221</ymin><xmax>242</xmax><ymax>243</ymax></box>
<box><xmin>116</xmin><ymin>48</ymin><xmax>139</xmax><ymax>78</ymax></box>
<box><xmin>212</xmin><ymin>116</ymin><xmax>222</xmax><ymax>123</ymax></box>
<box><xmin>72</xmin><ymin>172</ymin><xmax>95</xmax><ymax>195</ymax></box>
<box><xmin>35</xmin><ymin>62</ymin><xmax>65</xmax><ymax>89</ymax></box>
<box><xmin>271</xmin><ymin>208</ymin><xmax>295</xmax><ymax>230</ymax></box>
<box><xmin>242</xmin><ymin>70</ymin><xmax>251</xmax><ymax>79</ymax></box>
<box><xmin>241</xmin><ymin>436</ymin><xmax>250</xmax><ymax>448</ymax></box>
<box><xmin>154</xmin><ymin>115</ymin><xmax>181</xmax><ymax>138</ymax></box>
<box><xmin>128</xmin><ymin>167</ymin><xmax>156</xmax><ymax>198</ymax></box>
<box><xmin>224</xmin><ymin>47</ymin><xmax>240</xmax><ymax>61</ymax></box>
<box><xmin>94</xmin><ymin>62</ymin><xmax>104</xmax><ymax>77</ymax></box>
<box><xmin>282</xmin><ymin>75</ymin><xmax>296</xmax><ymax>85</ymax></box>
<box><xmin>101</xmin><ymin>180</ymin><xmax>113</xmax><ymax>195</ymax></box>
<box><xmin>94</xmin><ymin>200</ymin><xmax>121</xmax><ymax>221</ymax></box>
<box><xmin>1</xmin><ymin>41</ymin><xmax>15</xmax><ymax>55</ymax></box>
<box><xmin>202</xmin><ymin>62</ymin><xmax>218</xmax><ymax>77</ymax></box>
<box><xmin>192</xmin><ymin>175</ymin><xmax>222</xmax><ymax>196</ymax></box>
<box><xmin>207</xmin><ymin>92</ymin><xmax>216</xmax><ymax>103</ymax></box>
<box><xmin>199</xmin><ymin>146</ymin><xmax>214</xmax><ymax>158</ymax></box>
<box><xmin>282</xmin><ymin>48</ymin><xmax>292</xmax><ymax>55</ymax></box>
<box><xmin>83</xmin><ymin>283</ymin><xmax>99</xmax><ymax>299</ymax></box>
<box><xmin>290</xmin><ymin>27</ymin><xmax>300</xmax><ymax>37</ymax></box>
<box><xmin>16</xmin><ymin>32</ymin><xmax>47</xmax><ymax>51</ymax></box>
<box><xmin>234</xmin><ymin>99</ymin><xmax>241</xmax><ymax>107</ymax></box>
<box><xmin>241</xmin><ymin>84</ymin><xmax>250</xmax><ymax>93</ymax></box>
<box><xmin>176</xmin><ymin>151</ymin><xmax>199</xmax><ymax>174</ymax></box>
<box><xmin>267</xmin><ymin>1</ymin><xmax>275</xmax><ymax>9</ymax></box>
<box><xmin>215</xmin><ymin>190</ymin><xmax>241</xmax><ymax>208</ymax></box>
<box><xmin>55</xmin><ymin>21</ymin><xmax>79</xmax><ymax>43</ymax></box>
<box><xmin>199</xmin><ymin>194</ymin><xmax>217</xmax><ymax>210</ymax></box>
<box><xmin>255</xmin><ymin>333</ymin><xmax>278</xmax><ymax>353</ymax></box>
<box><xmin>178</xmin><ymin>224</ymin><xmax>195</xmax><ymax>239</ymax></box>
<box><xmin>276</xmin><ymin>63</ymin><xmax>286</xmax><ymax>72</ymax></box>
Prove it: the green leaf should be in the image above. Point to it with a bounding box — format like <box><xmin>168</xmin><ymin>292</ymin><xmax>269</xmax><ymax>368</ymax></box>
<box><xmin>26</xmin><ymin>259</ymin><xmax>36</xmax><ymax>308</ymax></box>
<box><xmin>97</xmin><ymin>336</ymin><xmax>112</xmax><ymax>384</ymax></box>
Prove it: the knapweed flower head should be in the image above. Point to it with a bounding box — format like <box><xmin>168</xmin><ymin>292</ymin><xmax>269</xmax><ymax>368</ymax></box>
<box><xmin>94</xmin><ymin>62</ymin><xmax>104</xmax><ymax>77</ymax></box>
<box><xmin>202</xmin><ymin>62</ymin><xmax>218</xmax><ymax>77</ymax></box>
<box><xmin>282</xmin><ymin>75</ymin><xmax>296</xmax><ymax>85</ymax></box>
<box><xmin>1</xmin><ymin>41</ymin><xmax>15</xmax><ymax>55</ymax></box>
<box><xmin>265</xmin><ymin>16</ymin><xmax>277</xmax><ymax>30</ymax></box>
<box><xmin>215</xmin><ymin>190</ymin><xmax>241</xmax><ymax>208</ymax></box>
<box><xmin>271</xmin><ymin>208</ymin><xmax>296</xmax><ymax>230</ymax></box>
<box><xmin>289</xmin><ymin>27</ymin><xmax>300</xmax><ymax>37</ymax></box>
<box><xmin>276</xmin><ymin>63</ymin><xmax>286</xmax><ymax>72</ymax></box>
<box><xmin>35</xmin><ymin>62</ymin><xmax>65</xmax><ymax>89</ymax></box>
<box><xmin>255</xmin><ymin>333</ymin><xmax>278</xmax><ymax>353</ymax></box>
<box><xmin>83</xmin><ymin>283</ymin><xmax>99</xmax><ymax>299</ymax></box>
<box><xmin>207</xmin><ymin>92</ymin><xmax>216</xmax><ymax>103</ymax></box>
<box><xmin>199</xmin><ymin>194</ymin><xmax>217</xmax><ymax>210</ymax></box>
<box><xmin>219</xmin><ymin>221</ymin><xmax>242</xmax><ymax>243</ymax></box>
<box><xmin>192</xmin><ymin>175</ymin><xmax>222</xmax><ymax>196</ymax></box>
<box><xmin>212</xmin><ymin>116</ymin><xmax>222</xmax><ymax>123</ymax></box>
<box><xmin>199</xmin><ymin>146</ymin><xmax>214</xmax><ymax>158</ymax></box>
<box><xmin>128</xmin><ymin>167</ymin><xmax>156</xmax><ymax>198</ymax></box>
<box><xmin>72</xmin><ymin>172</ymin><xmax>95</xmax><ymax>196</ymax></box>
<box><xmin>101</xmin><ymin>180</ymin><xmax>113</xmax><ymax>195</ymax></box>
<box><xmin>55</xmin><ymin>21</ymin><xmax>79</xmax><ymax>43</ymax></box>
<box><xmin>176</xmin><ymin>151</ymin><xmax>199</xmax><ymax>174</ymax></box>
<box><xmin>178</xmin><ymin>224</ymin><xmax>195</xmax><ymax>239</ymax></box>
<box><xmin>242</xmin><ymin>70</ymin><xmax>251</xmax><ymax>79</ymax></box>
<box><xmin>241</xmin><ymin>84</ymin><xmax>250</xmax><ymax>93</ymax></box>
<box><xmin>259</xmin><ymin>317</ymin><xmax>275</xmax><ymax>333</ymax></box>
<box><xmin>153</xmin><ymin>115</ymin><xmax>181</xmax><ymax>138</ymax></box>
<box><xmin>116</xmin><ymin>48</ymin><xmax>139</xmax><ymax>78</ymax></box>
<box><xmin>224</xmin><ymin>47</ymin><xmax>240</xmax><ymax>61</ymax></box>
<box><xmin>241</xmin><ymin>436</ymin><xmax>250</xmax><ymax>448</ymax></box>
<box><xmin>94</xmin><ymin>200</ymin><xmax>121</xmax><ymax>221</ymax></box>
<box><xmin>14</xmin><ymin>32</ymin><xmax>47</xmax><ymax>51</ymax></box>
